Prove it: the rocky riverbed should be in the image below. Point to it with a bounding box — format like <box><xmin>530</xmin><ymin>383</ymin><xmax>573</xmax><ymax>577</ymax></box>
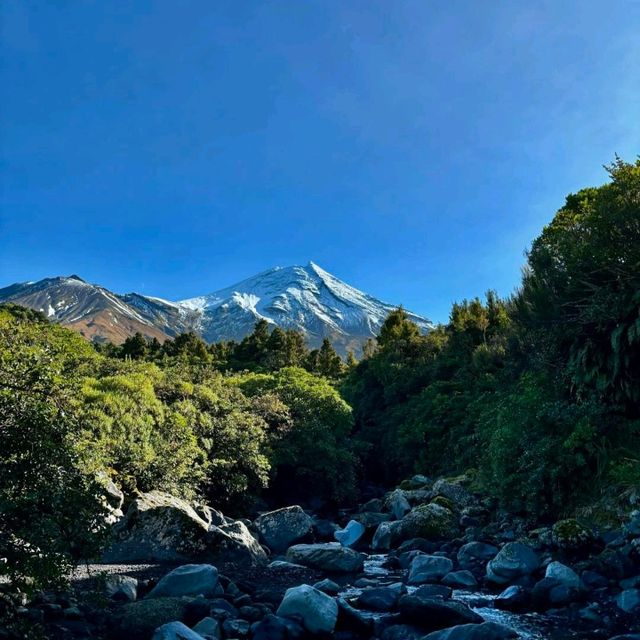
<box><xmin>4</xmin><ymin>475</ymin><xmax>640</xmax><ymax>639</ymax></box>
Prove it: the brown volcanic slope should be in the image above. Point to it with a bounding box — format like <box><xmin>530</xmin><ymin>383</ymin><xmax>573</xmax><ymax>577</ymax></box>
<box><xmin>65</xmin><ymin>309</ymin><xmax>168</xmax><ymax>343</ymax></box>
<box><xmin>0</xmin><ymin>275</ymin><xmax>174</xmax><ymax>344</ymax></box>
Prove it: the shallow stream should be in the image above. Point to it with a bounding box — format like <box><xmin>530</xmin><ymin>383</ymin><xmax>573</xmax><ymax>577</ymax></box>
<box><xmin>336</xmin><ymin>553</ymin><xmax>586</xmax><ymax>640</ymax></box>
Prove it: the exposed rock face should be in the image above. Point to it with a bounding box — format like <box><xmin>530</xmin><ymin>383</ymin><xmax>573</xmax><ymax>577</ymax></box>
<box><xmin>276</xmin><ymin>584</ymin><xmax>338</xmax><ymax>634</ymax></box>
<box><xmin>486</xmin><ymin>542</ymin><xmax>539</xmax><ymax>585</ymax></box>
<box><xmin>147</xmin><ymin>565</ymin><xmax>219</xmax><ymax>599</ymax></box>
<box><xmin>286</xmin><ymin>543</ymin><xmax>365</xmax><ymax>573</ymax></box>
<box><xmin>103</xmin><ymin>491</ymin><xmax>213</xmax><ymax>563</ymax></box>
<box><xmin>253</xmin><ymin>506</ymin><xmax>313</xmax><ymax>553</ymax></box>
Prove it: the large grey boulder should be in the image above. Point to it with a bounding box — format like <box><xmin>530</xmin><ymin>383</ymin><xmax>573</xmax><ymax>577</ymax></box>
<box><xmin>353</xmin><ymin>511</ymin><xmax>392</xmax><ymax>529</ymax></box>
<box><xmin>192</xmin><ymin>617</ymin><xmax>221</xmax><ymax>639</ymax></box>
<box><xmin>422</xmin><ymin>622</ymin><xmax>518</xmax><ymax>640</ymax></box>
<box><xmin>442</xmin><ymin>570</ymin><xmax>479</xmax><ymax>589</ymax></box>
<box><xmin>372</xmin><ymin>504</ymin><xmax>457</xmax><ymax>550</ymax></box>
<box><xmin>399</xmin><ymin>593</ymin><xmax>483</xmax><ymax>629</ymax></box>
<box><xmin>103</xmin><ymin>491</ymin><xmax>213</xmax><ymax>563</ymax></box>
<box><xmin>254</xmin><ymin>506</ymin><xmax>313</xmax><ymax>553</ymax></box>
<box><xmin>407</xmin><ymin>555</ymin><xmax>454</xmax><ymax>585</ymax></box>
<box><xmin>334</xmin><ymin>520</ymin><xmax>365</xmax><ymax>548</ymax></box>
<box><xmin>356</xmin><ymin>583</ymin><xmax>403</xmax><ymax>611</ymax></box>
<box><xmin>96</xmin><ymin>471</ymin><xmax>125</xmax><ymax>510</ymax></box>
<box><xmin>147</xmin><ymin>564</ymin><xmax>219</xmax><ymax>599</ymax></box>
<box><xmin>372</xmin><ymin>521</ymin><xmax>402</xmax><ymax>550</ymax></box>
<box><xmin>432</xmin><ymin>479</ymin><xmax>474</xmax><ymax>509</ymax></box>
<box><xmin>398</xmin><ymin>504</ymin><xmax>458</xmax><ymax>542</ymax></box>
<box><xmin>252</xmin><ymin>614</ymin><xmax>305</xmax><ymax>640</ymax></box>
<box><xmin>545</xmin><ymin>561</ymin><xmax>581</xmax><ymax>589</ymax></box>
<box><xmin>208</xmin><ymin>521</ymin><xmax>268</xmax><ymax>565</ymax></box>
<box><xmin>152</xmin><ymin>622</ymin><xmax>205</xmax><ymax>640</ymax></box>
<box><xmin>277</xmin><ymin>584</ymin><xmax>338</xmax><ymax>634</ymax></box>
<box><xmin>105</xmin><ymin>574</ymin><xmax>138</xmax><ymax>601</ymax></box>
<box><xmin>494</xmin><ymin>585</ymin><xmax>531</xmax><ymax>612</ymax></box>
<box><xmin>286</xmin><ymin>543</ymin><xmax>365</xmax><ymax>573</ymax></box>
<box><xmin>457</xmin><ymin>542</ymin><xmax>499</xmax><ymax>570</ymax></box>
<box><xmin>486</xmin><ymin>543</ymin><xmax>539</xmax><ymax>585</ymax></box>
<box><xmin>385</xmin><ymin>489</ymin><xmax>411</xmax><ymax>520</ymax></box>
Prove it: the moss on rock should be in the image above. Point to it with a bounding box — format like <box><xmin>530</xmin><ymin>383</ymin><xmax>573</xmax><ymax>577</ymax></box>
<box><xmin>399</xmin><ymin>503</ymin><xmax>458</xmax><ymax>541</ymax></box>
<box><xmin>551</xmin><ymin>519</ymin><xmax>594</xmax><ymax>551</ymax></box>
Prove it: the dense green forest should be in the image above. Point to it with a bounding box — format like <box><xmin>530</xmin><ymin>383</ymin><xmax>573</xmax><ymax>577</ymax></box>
<box><xmin>1</xmin><ymin>158</ymin><xmax>638</xmax><ymax>592</ymax></box>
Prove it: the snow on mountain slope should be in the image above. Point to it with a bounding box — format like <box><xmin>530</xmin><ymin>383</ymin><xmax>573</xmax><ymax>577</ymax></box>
<box><xmin>0</xmin><ymin>264</ymin><xmax>433</xmax><ymax>352</ymax></box>
<box><xmin>178</xmin><ymin>262</ymin><xmax>433</xmax><ymax>352</ymax></box>
<box><xmin>0</xmin><ymin>276</ymin><xmax>171</xmax><ymax>343</ymax></box>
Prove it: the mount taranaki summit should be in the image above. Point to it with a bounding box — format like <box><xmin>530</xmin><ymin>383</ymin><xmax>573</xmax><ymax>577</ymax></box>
<box><xmin>0</xmin><ymin>262</ymin><xmax>433</xmax><ymax>354</ymax></box>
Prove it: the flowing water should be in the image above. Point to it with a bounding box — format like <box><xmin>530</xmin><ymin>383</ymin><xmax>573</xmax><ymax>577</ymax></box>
<box><xmin>337</xmin><ymin>553</ymin><xmax>586</xmax><ymax>640</ymax></box>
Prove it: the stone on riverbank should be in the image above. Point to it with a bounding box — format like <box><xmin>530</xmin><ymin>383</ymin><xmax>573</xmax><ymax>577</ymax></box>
<box><xmin>486</xmin><ymin>542</ymin><xmax>539</xmax><ymax>585</ymax></box>
<box><xmin>399</xmin><ymin>593</ymin><xmax>483</xmax><ymax>630</ymax></box>
<box><xmin>286</xmin><ymin>542</ymin><xmax>365</xmax><ymax>573</ymax></box>
<box><xmin>421</xmin><ymin>621</ymin><xmax>518</xmax><ymax>639</ymax></box>
<box><xmin>407</xmin><ymin>555</ymin><xmax>454</xmax><ymax>584</ymax></box>
<box><xmin>334</xmin><ymin>519</ymin><xmax>366</xmax><ymax>547</ymax></box>
<box><xmin>457</xmin><ymin>542</ymin><xmax>499</xmax><ymax>571</ymax></box>
<box><xmin>113</xmin><ymin>598</ymin><xmax>189</xmax><ymax>638</ymax></box>
<box><xmin>254</xmin><ymin>506</ymin><xmax>313</xmax><ymax>553</ymax></box>
<box><xmin>103</xmin><ymin>491</ymin><xmax>213</xmax><ymax>563</ymax></box>
<box><xmin>277</xmin><ymin>584</ymin><xmax>338</xmax><ymax>634</ymax></box>
<box><xmin>208</xmin><ymin>521</ymin><xmax>267</xmax><ymax>565</ymax></box>
<box><xmin>152</xmin><ymin>621</ymin><xmax>205</xmax><ymax>640</ymax></box>
<box><xmin>147</xmin><ymin>564</ymin><xmax>219</xmax><ymax>599</ymax></box>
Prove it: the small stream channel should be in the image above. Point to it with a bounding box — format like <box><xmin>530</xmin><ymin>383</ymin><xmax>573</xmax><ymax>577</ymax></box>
<box><xmin>336</xmin><ymin>554</ymin><xmax>584</xmax><ymax>640</ymax></box>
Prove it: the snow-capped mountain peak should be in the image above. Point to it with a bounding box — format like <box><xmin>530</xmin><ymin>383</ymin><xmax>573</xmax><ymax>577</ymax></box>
<box><xmin>177</xmin><ymin>262</ymin><xmax>432</xmax><ymax>352</ymax></box>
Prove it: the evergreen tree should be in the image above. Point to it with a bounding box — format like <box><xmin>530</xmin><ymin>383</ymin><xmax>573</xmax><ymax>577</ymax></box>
<box><xmin>316</xmin><ymin>338</ymin><xmax>344</xmax><ymax>378</ymax></box>
<box><xmin>120</xmin><ymin>332</ymin><xmax>148</xmax><ymax>360</ymax></box>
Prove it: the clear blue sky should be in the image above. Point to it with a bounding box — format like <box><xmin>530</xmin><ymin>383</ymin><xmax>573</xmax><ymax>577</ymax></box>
<box><xmin>1</xmin><ymin>1</ymin><xmax>639</xmax><ymax>322</ymax></box>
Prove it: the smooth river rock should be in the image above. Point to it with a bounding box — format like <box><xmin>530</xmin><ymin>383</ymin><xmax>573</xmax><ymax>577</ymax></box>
<box><xmin>286</xmin><ymin>542</ymin><xmax>365</xmax><ymax>573</ymax></box>
<box><xmin>147</xmin><ymin>564</ymin><xmax>219</xmax><ymax>599</ymax></box>
<box><xmin>277</xmin><ymin>584</ymin><xmax>338</xmax><ymax>634</ymax></box>
<box><xmin>486</xmin><ymin>542</ymin><xmax>539</xmax><ymax>585</ymax></box>
<box><xmin>254</xmin><ymin>506</ymin><xmax>313</xmax><ymax>553</ymax></box>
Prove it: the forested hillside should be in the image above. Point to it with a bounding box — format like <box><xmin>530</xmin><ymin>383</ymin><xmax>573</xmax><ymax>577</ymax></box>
<box><xmin>1</xmin><ymin>159</ymin><xmax>638</xmax><ymax>605</ymax></box>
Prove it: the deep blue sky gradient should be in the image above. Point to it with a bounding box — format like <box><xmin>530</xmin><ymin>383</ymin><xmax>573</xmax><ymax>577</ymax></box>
<box><xmin>1</xmin><ymin>1</ymin><xmax>639</xmax><ymax>321</ymax></box>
